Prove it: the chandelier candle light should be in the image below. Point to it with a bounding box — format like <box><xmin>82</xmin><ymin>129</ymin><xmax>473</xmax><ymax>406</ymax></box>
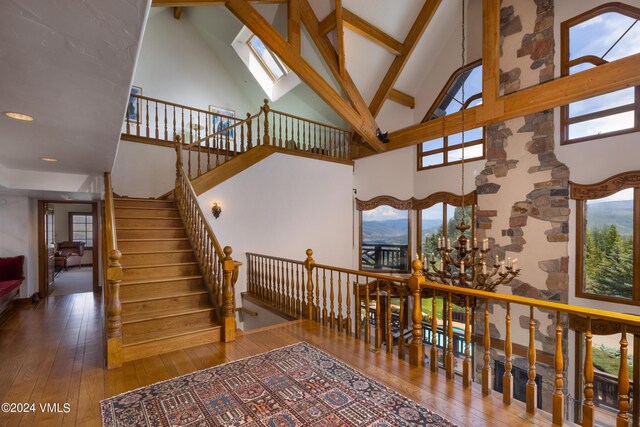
<box><xmin>419</xmin><ymin>0</ymin><xmax>520</xmax><ymax>292</ymax></box>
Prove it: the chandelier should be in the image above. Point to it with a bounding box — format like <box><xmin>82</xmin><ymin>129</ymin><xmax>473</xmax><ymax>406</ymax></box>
<box><xmin>420</xmin><ymin>0</ymin><xmax>520</xmax><ymax>292</ymax></box>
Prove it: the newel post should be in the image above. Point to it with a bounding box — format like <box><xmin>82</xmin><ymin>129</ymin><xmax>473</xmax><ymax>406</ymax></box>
<box><xmin>245</xmin><ymin>113</ymin><xmax>253</xmax><ymax>149</ymax></box>
<box><xmin>408</xmin><ymin>257</ymin><xmax>425</xmax><ymax>366</ymax></box>
<box><xmin>262</xmin><ymin>99</ymin><xmax>270</xmax><ymax>146</ymax></box>
<box><xmin>222</xmin><ymin>246</ymin><xmax>237</xmax><ymax>342</ymax></box>
<box><xmin>106</xmin><ymin>249</ymin><xmax>123</xmax><ymax>369</ymax></box>
<box><xmin>304</xmin><ymin>249</ymin><xmax>315</xmax><ymax>320</ymax></box>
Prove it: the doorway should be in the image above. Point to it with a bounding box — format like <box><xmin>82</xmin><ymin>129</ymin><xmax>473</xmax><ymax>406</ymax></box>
<box><xmin>38</xmin><ymin>200</ymin><xmax>99</xmax><ymax>297</ymax></box>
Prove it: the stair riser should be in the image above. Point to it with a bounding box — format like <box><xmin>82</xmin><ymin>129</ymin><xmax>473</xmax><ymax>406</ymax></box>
<box><xmin>122</xmin><ymin>293</ymin><xmax>210</xmax><ymax>317</ymax></box>
<box><xmin>120</xmin><ymin>251</ymin><xmax>195</xmax><ymax>267</ymax></box>
<box><xmin>117</xmin><ymin>239</ymin><xmax>192</xmax><ymax>252</ymax></box>
<box><xmin>123</xmin><ymin>310</ymin><xmax>215</xmax><ymax>338</ymax></box>
<box><xmin>120</xmin><ymin>278</ymin><xmax>204</xmax><ymax>299</ymax></box>
<box><xmin>123</xmin><ymin>264</ymin><xmax>200</xmax><ymax>280</ymax></box>
<box><xmin>115</xmin><ymin>207</ymin><xmax>178</xmax><ymax>218</ymax></box>
<box><xmin>116</xmin><ymin>218</ymin><xmax>183</xmax><ymax>228</ymax></box>
<box><xmin>114</xmin><ymin>199</ymin><xmax>175</xmax><ymax>209</ymax></box>
<box><xmin>117</xmin><ymin>228</ymin><xmax>187</xmax><ymax>239</ymax></box>
<box><xmin>122</xmin><ymin>327</ymin><xmax>220</xmax><ymax>362</ymax></box>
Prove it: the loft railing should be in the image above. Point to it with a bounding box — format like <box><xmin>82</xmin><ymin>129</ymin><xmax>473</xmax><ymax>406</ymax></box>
<box><xmin>103</xmin><ymin>172</ymin><xmax>123</xmax><ymax>369</ymax></box>
<box><xmin>246</xmin><ymin>250</ymin><xmax>640</xmax><ymax>427</ymax></box>
<box><xmin>173</xmin><ymin>140</ymin><xmax>240</xmax><ymax>342</ymax></box>
<box><xmin>122</xmin><ymin>95</ymin><xmax>352</xmax><ymax>180</ymax></box>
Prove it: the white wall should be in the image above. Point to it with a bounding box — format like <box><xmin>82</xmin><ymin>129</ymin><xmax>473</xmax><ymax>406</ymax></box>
<box><xmin>198</xmin><ymin>153</ymin><xmax>354</xmax><ymax>309</ymax></box>
<box><xmin>112</xmin><ymin>140</ymin><xmax>176</xmax><ymax>198</ymax></box>
<box><xmin>133</xmin><ymin>8</ymin><xmax>254</xmax><ymax>120</ymax></box>
<box><xmin>0</xmin><ymin>196</ymin><xmax>38</xmax><ymax>298</ymax></box>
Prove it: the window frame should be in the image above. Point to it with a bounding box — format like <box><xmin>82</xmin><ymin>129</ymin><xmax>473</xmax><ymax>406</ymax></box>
<box><xmin>572</xmin><ymin>171</ymin><xmax>640</xmax><ymax>305</ymax></box>
<box><xmin>246</xmin><ymin>35</ymin><xmax>289</xmax><ymax>82</ymax></box>
<box><xmin>68</xmin><ymin>212</ymin><xmax>94</xmax><ymax>249</ymax></box>
<box><xmin>560</xmin><ymin>3</ymin><xmax>640</xmax><ymax>145</ymax></box>
<box><xmin>418</xmin><ymin>59</ymin><xmax>485</xmax><ymax>170</ymax></box>
<box><xmin>358</xmin><ymin>201</ymin><xmax>412</xmax><ymax>274</ymax></box>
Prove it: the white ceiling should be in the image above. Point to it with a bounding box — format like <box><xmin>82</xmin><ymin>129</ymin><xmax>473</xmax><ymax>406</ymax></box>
<box><xmin>0</xmin><ymin>0</ymin><xmax>150</xmax><ymax>176</ymax></box>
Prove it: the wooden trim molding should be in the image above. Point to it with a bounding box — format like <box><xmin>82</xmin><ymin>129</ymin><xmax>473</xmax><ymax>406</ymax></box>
<box><xmin>570</xmin><ymin>170</ymin><xmax>640</xmax><ymax>200</ymax></box>
<box><xmin>356</xmin><ymin>191</ymin><xmax>477</xmax><ymax>211</ymax></box>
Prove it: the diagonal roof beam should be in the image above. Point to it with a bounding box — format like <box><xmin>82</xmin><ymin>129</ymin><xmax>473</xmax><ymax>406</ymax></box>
<box><xmin>336</xmin><ymin>0</ymin><xmax>345</xmax><ymax>78</ymax></box>
<box><xmin>225</xmin><ymin>0</ymin><xmax>384</xmax><ymax>152</ymax></box>
<box><xmin>153</xmin><ymin>0</ymin><xmax>286</xmax><ymax>5</ymax></box>
<box><xmin>388</xmin><ymin>88</ymin><xmax>415</xmax><ymax>109</ymax></box>
<box><xmin>368</xmin><ymin>0</ymin><xmax>441</xmax><ymax>119</ymax></box>
<box><xmin>319</xmin><ymin>9</ymin><xmax>403</xmax><ymax>56</ymax></box>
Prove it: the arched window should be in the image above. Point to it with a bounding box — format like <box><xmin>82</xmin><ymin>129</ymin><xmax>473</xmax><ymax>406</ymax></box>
<box><xmin>418</xmin><ymin>60</ymin><xmax>484</xmax><ymax>170</ymax></box>
<box><xmin>561</xmin><ymin>3</ymin><xmax>640</xmax><ymax>145</ymax></box>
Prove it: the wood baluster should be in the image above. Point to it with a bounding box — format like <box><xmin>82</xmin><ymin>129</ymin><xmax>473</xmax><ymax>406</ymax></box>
<box><xmin>295</xmin><ymin>264</ymin><xmax>301</xmax><ymax>315</ymax></box>
<box><xmin>320</xmin><ymin>269</ymin><xmax>327</xmax><ymax>324</ymax></box>
<box><xmin>553</xmin><ymin>311</ymin><xmax>564</xmax><ymax>426</ymax></box>
<box><xmin>172</xmin><ymin>107</ymin><xmax>176</xmax><ymax>147</ymax></box>
<box><xmin>503</xmin><ymin>302</ymin><xmax>513</xmax><ymax>403</ymax></box>
<box><xmin>273</xmin><ymin>259</ymin><xmax>279</xmax><ymax>309</ymax></box>
<box><xmin>386</xmin><ymin>284</ymin><xmax>392</xmax><ymax>354</ymax></box>
<box><xmin>297</xmin><ymin>118</ymin><xmax>300</xmax><ymax>150</ymax></box>
<box><xmin>315</xmin><ymin>268</ymin><xmax>321</xmax><ymax>321</ymax></box>
<box><xmin>304</xmin><ymin>249</ymin><xmax>315</xmax><ymax>320</ymax></box>
<box><xmin>285</xmin><ymin>262</ymin><xmax>291</xmax><ymax>314</ymax></box>
<box><xmin>262</xmin><ymin>255</ymin><xmax>267</xmax><ymax>302</ymax></box>
<box><xmin>262</xmin><ymin>99</ymin><xmax>270</xmax><ymax>146</ymax></box>
<box><xmin>337</xmin><ymin>273</ymin><xmax>343</xmax><ymax>332</ymax></box>
<box><xmin>282</xmin><ymin>260</ymin><xmax>287</xmax><ymax>311</ymax></box>
<box><xmin>345</xmin><ymin>273</ymin><xmax>351</xmax><ymax>336</ymax></box>
<box><xmin>145</xmin><ymin>98</ymin><xmax>150</xmax><ymax>137</ymax></box>
<box><xmin>164</xmin><ymin>103</ymin><xmax>168</xmax><ymax>140</ymax></box>
<box><xmin>256</xmin><ymin>114</ymin><xmax>261</xmax><ymax>148</ymax></box>
<box><xmin>408</xmin><ymin>258</ymin><xmax>425</xmax><ymax>366</ymax></box>
<box><xmin>246</xmin><ymin>113</ymin><xmax>253</xmax><ymax>150</ymax></box>
<box><xmin>583</xmin><ymin>317</ymin><xmax>594</xmax><ymax>426</ymax></box>
<box><xmin>197</xmin><ymin>113</ymin><xmax>202</xmax><ymax>176</ymax></box>
<box><xmin>285</xmin><ymin>115</ymin><xmax>289</xmax><ymax>148</ymax></box>
<box><xmin>364</xmin><ymin>282</ymin><xmax>370</xmax><ymax>344</ymax></box>
<box><xmin>375</xmin><ymin>281</ymin><xmax>381</xmax><ymax>350</ymax></box>
<box><xmin>278</xmin><ymin>112</ymin><xmax>282</xmax><ymax>147</ymax></box>
<box><xmin>247</xmin><ymin>255</ymin><xmax>253</xmax><ymax>294</ymax></box>
<box><xmin>482</xmin><ymin>299</ymin><xmax>491</xmax><ymax>395</ymax></box>
<box><xmin>271</xmin><ymin>258</ymin><xmax>276</xmax><ymax>305</ymax></box>
<box><xmin>329</xmin><ymin>270</ymin><xmax>335</xmax><ymax>329</ymax></box>
<box><xmin>355</xmin><ymin>277</ymin><xmax>361</xmax><ymax>340</ymax></box>
<box><xmin>154</xmin><ymin>101</ymin><xmax>158</xmax><ymax>139</ymax></box>
<box><xmin>463</xmin><ymin>296</ymin><xmax>472</xmax><ymax>388</ymax></box>
<box><xmin>398</xmin><ymin>293</ymin><xmax>405</xmax><ymax>358</ymax></box>
<box><xmin>431</xmin><ymin>289</ymin><xmax>438</xmax><ymax>373</ymax></box>
<box><xmin>617</xmin><ymin>325</ymin><xmax>630</xmax><ymax>427</ymax></box>
<box><xmin>445</xmin><ymin>292</ymin><xmax>454</xmax><ymax>380</ymax></box>
<box><xmin>240</xmin><ymin>119</ymin><xmax>245</xmax><ymax>154</ymax></box>
<box><xmin>527</xmin><ymin>306</ymin><xmax>537</xmax><ymax>415</ymax></box>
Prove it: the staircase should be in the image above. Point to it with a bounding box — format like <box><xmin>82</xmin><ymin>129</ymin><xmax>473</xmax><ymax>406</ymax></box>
<box><xmin>114</xmin><ymin>197</ymin><xmax>221</xmax><ymax>362</ymax></box>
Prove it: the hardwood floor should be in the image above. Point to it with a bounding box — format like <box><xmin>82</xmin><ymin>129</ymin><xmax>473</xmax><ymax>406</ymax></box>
<box><xmin>0</xmin><ymin>292</ymin><xmax>558</xmax><ymax>427</ymax></box>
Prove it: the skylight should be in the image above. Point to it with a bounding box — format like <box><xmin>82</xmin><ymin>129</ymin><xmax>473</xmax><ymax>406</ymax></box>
<box><xmin>247</xmin><ymin>36</ymin><xmax>288</xmax><ymax>82</ymax></box>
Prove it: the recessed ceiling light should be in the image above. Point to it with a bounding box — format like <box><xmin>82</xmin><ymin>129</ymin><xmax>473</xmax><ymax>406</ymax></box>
<box><xmin>4</xmin><ymin>112</ymin><xmax>34</xmax><ymax>121</ymax></box>
<box><xmin>40</xmin><ymin>157</ymin><xmax>58</xmax><ymax>162</ymax></box>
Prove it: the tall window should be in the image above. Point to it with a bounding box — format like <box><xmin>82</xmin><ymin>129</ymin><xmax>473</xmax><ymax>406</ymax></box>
<box><xmin>69</xmin><ymin>212</ymin><xmax>93</xmax><ymax>249</ymax></box>
<box><xmin>573</xmin><ymin>171</ymin><xmax>639</xmax><ymax>303</ymax></box>
<box><xmin>561</xmin><ymin>4</ymin><xmax>640</xmax><ymax>145</ymax></box>
<box><xmin>247</xmin><ymin>35</ymin><xmax>289</xmax><ymax>82</ymax></box>
<box><xmin>418</xmin><ymin>60</ymin><xmax>484</xmax><ymax>170</ymax></box>
<box><xmin>360</xmin><ymin>205</ymin><xmax>409</xmax><ymax>272</ymax></box>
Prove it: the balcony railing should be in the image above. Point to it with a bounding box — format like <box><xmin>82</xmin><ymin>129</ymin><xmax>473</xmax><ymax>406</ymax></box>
<box><xmin>361</xmin><ymin>243</ymin><xmax>408</xmax><ymax>271</ymax></box>
<box><xmin>246</xmin><ymin>250</ymin><xmax>640</xmax><ymax>427</ymax></box>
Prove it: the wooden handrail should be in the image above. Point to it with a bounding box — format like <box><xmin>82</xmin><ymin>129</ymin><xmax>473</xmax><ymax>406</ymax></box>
<box><xmin>247</xmin><ymin>249</ymin><xmax>640</xmax><ymax>426</ymax></box>
<box><xmin>103</xmin><ymin>172</ymin><xmax>123</xmax><ymax>369</ymax></box>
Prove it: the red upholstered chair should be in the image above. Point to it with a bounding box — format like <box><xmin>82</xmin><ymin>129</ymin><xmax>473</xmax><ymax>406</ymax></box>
<box><xmin>0</xmin><ymin>255</ymin><xmax>25</xmax><ymax>316</ymax></box>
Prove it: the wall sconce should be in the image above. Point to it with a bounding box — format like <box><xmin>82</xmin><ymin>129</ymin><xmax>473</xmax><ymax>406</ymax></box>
<box><xmin>211</xmin><ymin>202</ymin><xmax>222</xmax><ymax>219</ymax></box>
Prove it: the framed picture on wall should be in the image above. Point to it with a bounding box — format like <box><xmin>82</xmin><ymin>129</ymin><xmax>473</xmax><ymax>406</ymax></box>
<box><xmin>128</xmin><ymin>86</ymin><xmax>142</xmax><ymax>123</ymax></box>
<box><xmin>209</xmin><ymin>105</ymin><xmax>235</xmax><ymax>138</ymax></box>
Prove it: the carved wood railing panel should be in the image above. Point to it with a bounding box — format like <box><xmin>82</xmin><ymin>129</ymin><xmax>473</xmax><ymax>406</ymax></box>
<box><xmin>248</xmin><ymin>250</ymin><xmax>640</xmax><ymax>427</ymax></box>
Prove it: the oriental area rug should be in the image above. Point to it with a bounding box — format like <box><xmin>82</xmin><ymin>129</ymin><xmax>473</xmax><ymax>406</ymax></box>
<box><xmin>100</xmin><ymin>342</ymin><xmax>458</xmax><ymax>426</ymax></box>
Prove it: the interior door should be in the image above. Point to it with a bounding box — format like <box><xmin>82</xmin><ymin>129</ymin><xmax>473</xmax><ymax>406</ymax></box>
<box><xmin>45</xmin><ymin>204</ymin><xmax>55</xmax><ymax>293</ymax></box>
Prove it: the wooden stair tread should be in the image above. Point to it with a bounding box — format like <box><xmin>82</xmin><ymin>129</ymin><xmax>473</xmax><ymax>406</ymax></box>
<box><xmin>122</xmin><ymin>323</ymin><xmax>220</xmax><ymax>347</ymax></box>
<box><xmin>121</xmin><ymin>249</ymin><xmax>193</xmax><ymax>255</ymax></box>
<box><xmin>117</xmin><ymin>238</ymin><xmax>189</xmax><ymax>242</ymax></box>
<box><xmin>116</xmin><ymin>227</ymin><xmax>185</xmax><ymax>230</ymax></box>
<box><xmin>120</xmin><ymin>275</ymin><xmax>203</xmax><ymax>286</ymax></box>
<box><xmin>115</xmin><ymin>216</ymin><xmax>182</xmax><ymax>220</ymax></box>
<box><xmin>116</xmin><ymin>206</ymin><xmax>177</xmax><ymax>211</ymax></box>
<box><xmin>121</xmin><ymin>261</ymin><xmax>197</xmax><ymax>270</ymax></box>
<box><xmin>114</xmin><ymin>197</ymin><xmax>174</xmax><ymax>203</ymax></box>
<box><xmin>121</xmin><ymin>289</ymin><xmax>208</xmax><ymax>304</ymax></box>
<box><xmin>122</xmin><ymin>305</ymin><xmax>215</xmax><ymax>324</ymax></box>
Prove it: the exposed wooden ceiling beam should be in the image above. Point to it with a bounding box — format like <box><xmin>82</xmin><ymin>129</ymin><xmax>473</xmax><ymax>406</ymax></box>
<box><xmin>335</xmin><ymin>0</ymin><xmax>345</xmax><ymax>78</ymax></box>
<box><xmin>481</xmin><ymin>0</ymin><xmax>500</xmax><ymax>115</ymax></box>
<box><xmin>388</xmin><ymin>88</ymin><xmax>415</xmax><ymax>109</ymax></box>
<box><xmin>386</xmin><ymin>52</ymin><xmax>640</xmax><ymax>150</ymax></box>
<box><xmin>298</xmin><ymin>0</ymin><xmax>383</xmax><ymax>152</ymax></box>
<box><xmin>368</xmin><ymin>0</ymin><xmax>442</xmax><ymax>119</ymax></box>
<box><xmin>225</xmin><ymin>0</ymin><xmax>384</xmax><ymax>152</ymax></box>
<box><xmin>173</xmin><ymin>6</ymin><xmax>184</xmax><ymax>19</ymax></box>
<box><xmin>318</xmin><ymin>9</ymin><xmax>403</xmax><ymax>56</ymax></box>
<box><xmin>152</xmin><ymin>0</ymin><xmax>286</xmax><ymax>6</ymax></box>
<box><xmin>288</xmin><ymin>0</ymin><xmax>300</xmax><ymax>53</ymax></box>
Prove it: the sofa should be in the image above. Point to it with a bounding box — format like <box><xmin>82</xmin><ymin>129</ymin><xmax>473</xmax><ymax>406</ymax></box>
<box><xmin>0</xmin><ymin>255</ymin><xmax>24</xmax><ymax>317</ymax></box>
<box><xmin>55</xmin><ymin>241</ymin><xmax>85</xmax><ymax>271</ymax></box>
